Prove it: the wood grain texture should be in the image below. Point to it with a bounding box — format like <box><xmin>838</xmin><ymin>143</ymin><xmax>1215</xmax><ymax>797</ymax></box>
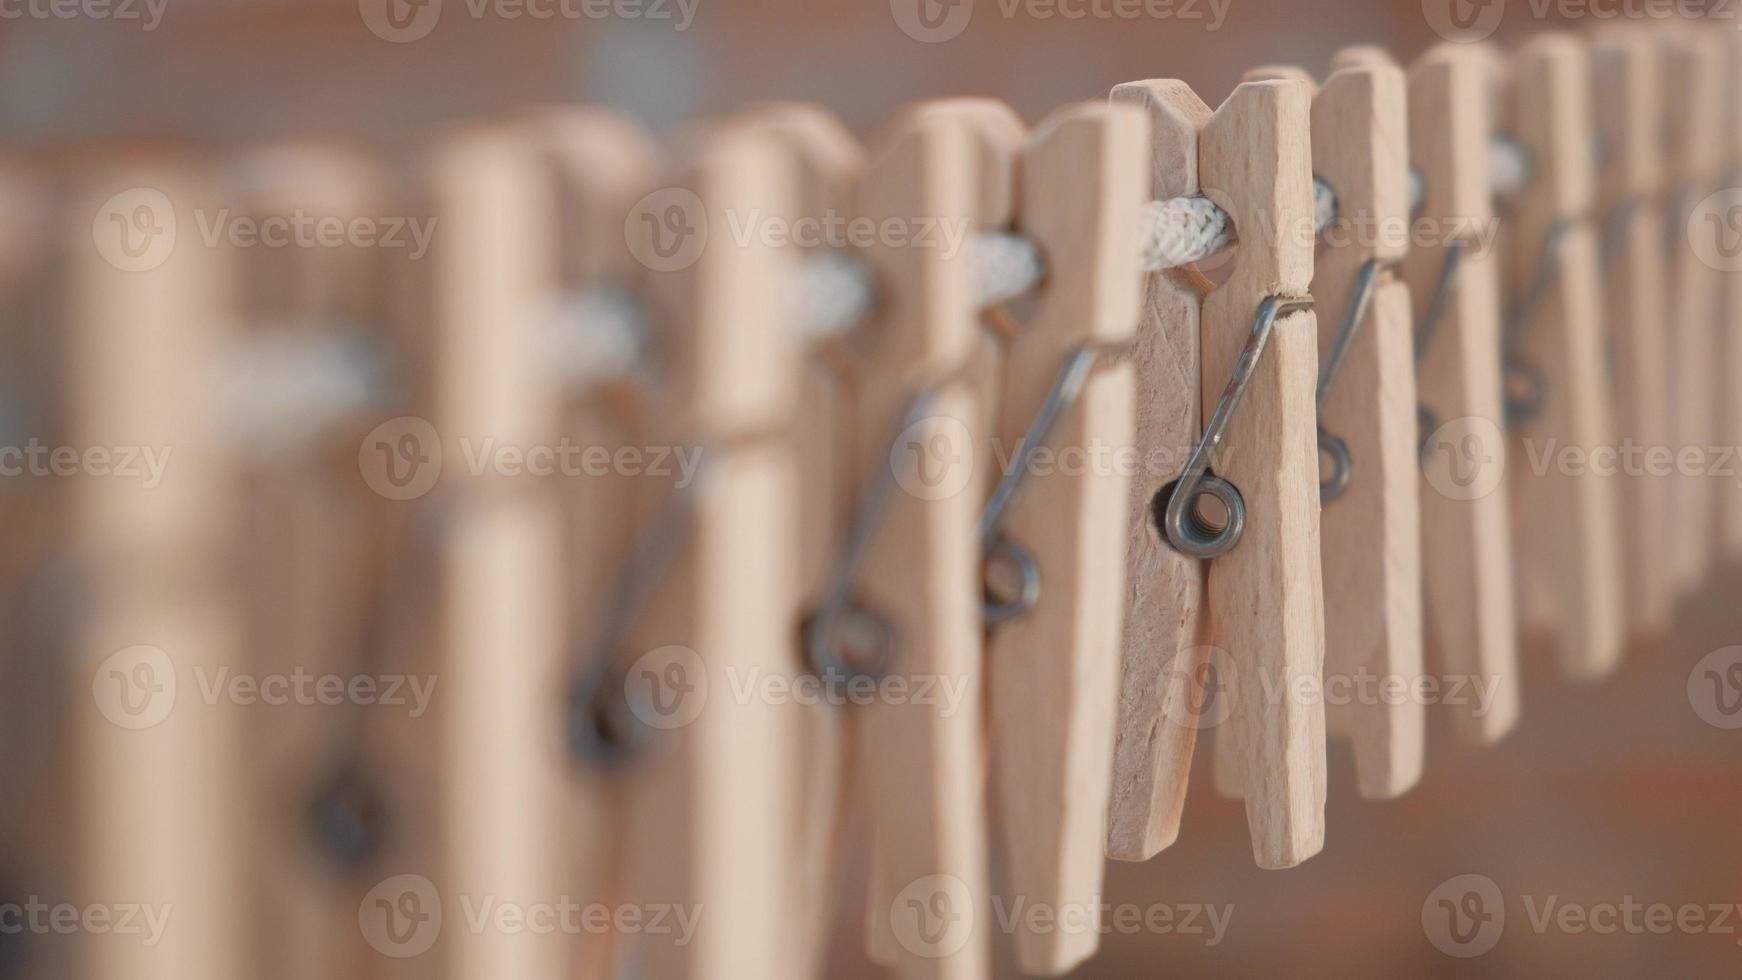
<box><xmin>1405</xmin><ymin>44</ymin><xmax>1520</xmax><ymax>744</ymax></box>
<box><xmin>981</xmin><ymin>100</ymin><xmax>1146</xmax><ymax>976</ymax></box>
<box><xmin>1591</xmin><ymin>32</ymin><xmax>1674</xmax><ymax>642</ymax></box>
<box><xmin>1199</xmin><ymin>79</ymin><xmax>1327</xmax><ymax>869</ymax></box>
<box><xmin>852</xmin><ymin>110</ymin><xmax>991</xmax><ymax>980</ymax></box>
<box><xmin>1105</xmin><ymin>79</ymin><xmax>1212</xmax><ymax>864</ymax></box>
<box><xmin>1301</xmin><ymin>53</ymin><xmax>1425</xmax><ymax>800</ymax></box>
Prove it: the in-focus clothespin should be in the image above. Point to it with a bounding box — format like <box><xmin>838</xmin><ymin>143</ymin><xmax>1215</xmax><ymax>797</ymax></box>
<box><xmin>1404</xmin><ymin>43</ymin><xmax>1519</xmax><ymax>744</ymax></box>
<box><xmin>1494</xmin><ymin>34</ymin><xmax>1624</xmax><ymax>680</ymax></box>
<box><xmin>1657</xmin><ymin>26</ymin><xmax>1726</xmax><ymax>597</ymax></box>
<box><xmin>1248</xmin><ymin>47</ymin><xmax>1424</xmax><ymax>800</ymax></box>
<box><xmin>1590</xmin><ymin>30</ymin><xmax>1673</xmax><ymax>643</ymax></box>
<box><xmin>71</xmin><ymin>160</ymin><xmax>249</xmax><ymax>980</ymax></box>
<box><xmin>1105</xmin><ymin>80</ymin><xmax>1213</xmax><ymax>865</ymax></box>
<box><xmin>1110</xmin><ymin>77</ymin><xmax>1327</xmax><ymax>870</ymax></box>
<box><xmin>956</xmin><ymin>99</ymin><xmax>1146</xmax><ymax>976</ymax></box>
<box><xmin>745</xmin><ymin>101</ymin><xmax>865</xmax><ymax>978</ymax></box>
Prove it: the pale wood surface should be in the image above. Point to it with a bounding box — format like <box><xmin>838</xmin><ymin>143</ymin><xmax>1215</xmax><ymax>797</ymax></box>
<box><xmin>1289</xmin><ymin>53</ymin><xmax>1425</xmax><ymax>800</ymax></box>
<box><xmin>1718</xmin><ymin>32</ymin><xmax>1742</xmax><ymax>561</ymax></box>
<box><xmin>1501</xmin><ymin>35</ymin><xmax>1625</xmax><ymax>681</ymax></box>
<box><xmin>1405</xmin><ymin>43</ymin><xmax>1520</xmax><ymax>744</ymax></box>
<box><xmin>1105</xmin><ymin>79</ymin><xmax>1212</xmax><ymax>864</ymax></box>
<box><xmin>981</xmin><ymin>100</ymin><xmax>1146</xmax><ymax>976</ymax></box>
<box><xmin>1591</xmin><ymin>32</ymin><xmax>1674</xmax><ymax>642</ymax></box>
<box><xmin>1199</xmin><ymin>80</ymin><xmax>1327</xmax><ymax>869</ymax></box>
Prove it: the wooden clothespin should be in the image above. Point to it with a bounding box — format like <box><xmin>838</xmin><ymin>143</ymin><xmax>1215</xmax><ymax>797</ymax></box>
<box><xmin>1247</xmin><ymin>47</ymin><xmax>1424</xmax><ymax>800</ymax></box>
<box><xmin>1494</xmin><ymin>34</ymin><xmax>1624</xmax><ymax>680</ymax></box>
<box><xmin>585</xmin><ymin>122</ymin><xmax>806</xmax><ymax>979</ymax></box>
<box><xmin>938</xmin><ymin>98</ymin><xmax>1148</xmax><ymax>976</ymax></box>
<box><xmin>216</xmin><ymin>144</ymin><xmax>403</xmax><ymax>980</ymax></box>
<box><xmin>71</xmin><ymin>160</ymin><xmax>250</xmax><ymax>980</ymax></box>
<box><xmin>1722</xmin><ymin>32</ymin><xmax>1742</xmax><ymax>563</ymax></box>
<box><xmin>1589</xmin><ymin>31</ymin><xmax>1673</xmax><ymax>643</ymax></box>
<box><xmin>1404</xmin><ymin>43</ymin><xmax>1519</xmax><ymax>744</ymax></box>
<box><xmin>1657</xmin><ymin>26</ymin><xmax>1726</xmax><ymax>597</ymax></box>
<box><xmin>1108</xmin><ymin>77</ymin><xmax>1326</xmax><ymax>870</ymax></box>
<box><xmin>744</xmin><ymin>101</ymin><xmax>864</xmax><ymax>978</ymax></box>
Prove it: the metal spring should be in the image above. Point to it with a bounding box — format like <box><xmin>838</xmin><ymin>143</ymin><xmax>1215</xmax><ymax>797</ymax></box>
<box><xmin>1315</xmin><ymin>258</ymin><xmax>1383</xmax><ymax>504</ymax></box>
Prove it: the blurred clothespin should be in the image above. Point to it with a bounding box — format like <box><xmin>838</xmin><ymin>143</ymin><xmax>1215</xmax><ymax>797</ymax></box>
<box><xmin>1405</xmin><ymin>43</ymin><xmax>1520</xmax><ymax>743</ymax></box>
<box><xmin>1494</xmin><ymin>35</ymin><xmax>1625</xmax><ymax>680</ymax></box>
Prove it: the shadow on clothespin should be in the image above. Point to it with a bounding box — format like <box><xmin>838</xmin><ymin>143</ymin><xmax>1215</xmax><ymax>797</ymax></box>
<box><xmin>1404</xmin><ymin>43</ymin><xmax>1520</xmax><ymax>745</ymax></box>
<box><xmin>1588</xmin><ymin>29</ymin><xmax>1674</xmax><ymax>646</ymax></box>
<box><xmin>1246</xmin><ymin>46</ymin><xmax>1425</xmax><ymax>801</ymax></box>
<box><xmin>1492</xmin><ymin>34</ymin><xmax>1625</xmax><ymax>682</ymax></box>
<box><xmin>1106</xmin><ymin>76</ymin><xmax>1327</xmax><ymax>871</ymax></box>
<box><xmin>1720</xmin><ymin>31</ymin><xmax>1742</xmax><ymax>567</ymax></box>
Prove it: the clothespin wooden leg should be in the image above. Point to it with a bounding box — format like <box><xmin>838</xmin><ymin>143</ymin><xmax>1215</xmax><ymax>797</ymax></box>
<box><xmin>1405</xmin><ymin>44</ymin><xmax>1520</xmax><ymax>744</ymax></box>
<box><xmin>1497</xmin><ymin>35</ymin><xmax>1625</xmax><ymax>681</ymax></box>
<box><xmin>1105</xmin><ymin>80</ymin><xmax>1213</xmax><ymax>865</ymax></box>
<box><xmin>607</xmin><ymin>123</ymin><xmax>805</xmax><ymax>980</ymax></box>
<box><xmin>849</xmin><ymin>110</ymin><xmax>991</xmax><ymax>980</ymax></box>
<box><xmin>1658</xmin><ymin>27</ymin><xmax>1726</xmax><ymax>597</ymax></box>
<box><xmin>1591</xmin><ymin>32</ymin><xmax>1674</xmax><ymax>643</ymax></box>
<box><xmin>972</xmin><ymin>100</ymin><xmax>1146</xmax><ymax>976</ymax></box>
<box><xmin>1250</xmin><ymin>49</ymin><xmax>1425</xmax><ymax>800</ymax></box>
<box><xmin>1201</xmin><ymin>80</ymin><xmax>1327</xmax><ymax>868</ymax></box>
<box><xmin>71</xmin><ymin>163</ymin><xmax>250</xmax><ymax>980</ymax></box>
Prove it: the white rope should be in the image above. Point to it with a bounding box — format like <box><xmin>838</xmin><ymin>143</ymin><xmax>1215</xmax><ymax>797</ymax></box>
<box><xmin>215</xmin><ymin>323</ymin><xmax>384</xmax><ymax>454</ymax></box>
<box><xmin>546</xmin><ymin>286</ymin><xmax>647</xmax><ymax>391</ymax></box>
<box><xmin>1489</xmin><ymin>135</ymin><xmax>1531</xmax><ymax>199</ymax></box>
<box><xmin>796</xmin><ymin>250</ymin><xmax>879</xmax><ymax>344</ymax></box>
<box><xmin>975</xmin><ymin>231</ymin><xmax>1047</xmax><ymax>307</ymax></box>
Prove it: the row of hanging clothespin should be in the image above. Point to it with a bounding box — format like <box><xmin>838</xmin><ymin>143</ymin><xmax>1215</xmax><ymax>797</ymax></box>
<box><xmin>55</xmin><ymin>20</ymin><xmax>1742</xmax><ymax>980</ymax></box>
